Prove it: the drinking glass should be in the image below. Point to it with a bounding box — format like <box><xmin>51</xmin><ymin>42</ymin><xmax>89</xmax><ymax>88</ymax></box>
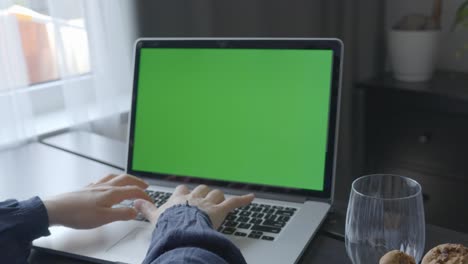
<box><xmin>345</xmin><ymin>174</ymin><xmax>425</xmax><ymax>263</ymax></box>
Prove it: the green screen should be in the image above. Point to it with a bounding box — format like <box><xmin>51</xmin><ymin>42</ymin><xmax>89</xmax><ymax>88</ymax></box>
<box><xmin>132</xmin><ymin>48</ymin><xmax>333</xmax><ymax>191</ymax></box>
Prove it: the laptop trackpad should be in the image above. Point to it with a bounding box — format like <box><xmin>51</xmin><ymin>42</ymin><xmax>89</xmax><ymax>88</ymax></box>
<box><xmin>105</xmin><ymin>227</ymin><xmax>153</xmax><ymax>263</ymax></box>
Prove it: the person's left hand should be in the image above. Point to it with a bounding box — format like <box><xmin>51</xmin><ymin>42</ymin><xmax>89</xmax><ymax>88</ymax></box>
<box><xmin>43</xmin><ymin>174</ymin><xmax>152</xmax><ymax>229</ymax></box>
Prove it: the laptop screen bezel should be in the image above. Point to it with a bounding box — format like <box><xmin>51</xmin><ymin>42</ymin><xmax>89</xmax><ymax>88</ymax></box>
<box><xmin>126</xmin><ymin>38</ymin><xmax>342</xmax><ymax>200</ymax></box>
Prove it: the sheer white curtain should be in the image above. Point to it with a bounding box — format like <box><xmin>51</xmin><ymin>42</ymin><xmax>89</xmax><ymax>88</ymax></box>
<box><xmin>0</xmin><ymin>0</ymin><xmax>136</xmax><ymax>148</ymax></box>
<box><xmin>0</xmin><ymin>0</ymin><xmax>34</xmax><ymax>147</ymax></box>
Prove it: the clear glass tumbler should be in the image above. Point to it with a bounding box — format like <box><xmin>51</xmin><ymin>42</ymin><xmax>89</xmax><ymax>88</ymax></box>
<box><xmin>345</xmin><ymin>174</ymin><xmax>425</xmax><ymax>263</ymax></box>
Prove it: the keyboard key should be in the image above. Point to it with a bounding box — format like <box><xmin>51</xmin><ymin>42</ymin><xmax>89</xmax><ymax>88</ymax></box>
<box><xmin>222</xmin><ymin>227</ymin><xmax>236</xmax><ymax>235</ymax></box>
<box><xmin>265</xmin><ymin>214</ymin><xmax>277</xmax><ymax>221</ymax></box>
<box><xmin>273</xmin><ymin>206</ymin><xmax>284</xmax><ymax>209</ymax></box>
<box><xmin>261</xmin><ymin>236</ymin><xmax>275</xmax><ymax>241</ymax></box>
<box><xmin>224</xmin><ymin>221</ymin><xmax>238</xmax><ymax>228</ymax></box>
<box><xmin>263</xmin><ymin>208</ymin><xmax>275</xmax><ymax>214</ymax></box>
<box><xmin>262</xmin><ymin>220</ymin><xmax>286</xmax><ymax>228</ymax></box>
<box><xmin>234</xmin><ymin>232</ymin><xmax>247</xmax><ymax>237</ymax></box>
<box><xmin>239</xmin><ymin>211</ymin><xmax>251</xmax><ymax>217</ymax></box>
<box><xmin>278</xmin><ymin>216</ymin><xmax>290</xmax><ymax>222</ymax></box>
<box><xmin>252</xmin><ymin>213</ymin><xmax>264</xmax><ymax>218</ymax></box>
<box><xmin>249</xmin><ymin>218</ymin><xmax>262</xmax><ymax>225</ymax></box>
<box><xmin>285</xmin><ymin>207</ymin><xmax>297</xmax><ymax>211</ymax></box>
<box><xmin>251</xmin><ymin>225</ymin><xmax>281</xmax><ymax>234</ymax></box>
<box><xmin>241</xmin><ymin>205</ymin><xmax>251</xmax><ymax>211</ymax></box>
<box><xmin>248</xmin><ymin>233</ymin><xmax>261</xmax><ymax>239</ymax></box>
<box><xmin>237</xmin><ymin>216</ymin><xmax>249</xmax><ymax>223</ymax></box>
<box><xmin>275</xmin><ymin>210</ymin><xmax>294</xmax><ymax>217</ymax></box>
<box><xmin>251</xmin><ymin>207</ymin><xmax>262</xmax><ymax>212</ymax></box>
<box><xmin>238</xmin><ymin>223</ymin><xmax>252</xmax><ymax>229</ymax></box>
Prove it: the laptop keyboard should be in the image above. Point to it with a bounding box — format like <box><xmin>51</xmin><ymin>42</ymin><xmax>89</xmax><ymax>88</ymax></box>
<box><xmin>118</xmin><ymin>190</ymin><xmax>297</xmax><ymax>242</ymax></box>
<box><xmin>146</xmin><ymin>190</ymin><xmax>171</xmax><ymax>207</ymax></box>
<box><xmin>219</xmin><ymin>202</ymin><xmax>296</xmax><ymax>241</ymax></box>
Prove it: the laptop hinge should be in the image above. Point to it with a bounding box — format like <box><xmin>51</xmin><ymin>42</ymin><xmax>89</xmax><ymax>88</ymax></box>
<box><xmin>306</xmin><ymin>196</ymin><xmax>332</xmax><ymax>204</ymax></box>
<box><xmin>247</xmin><ymin>190</ymin><xmax>307</xmax><ymax>203</ymax></box>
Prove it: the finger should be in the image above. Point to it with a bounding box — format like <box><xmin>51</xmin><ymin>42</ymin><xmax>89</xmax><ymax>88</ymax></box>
<box><xmin>86</xmin><ymin>173</ymin><xmax>119</xmax><ymax>187</ymax></box>
<box><xmin>191</xmin><ymin>185</ymin><xmax>211</xmax><ymax>198</ymax></box>
<box><xmin>104</xmin><ymin>186</ymin><xmax>152</xmax><ymax>206</ymax></box>
<box><xmin>218</xmin><ymin>193</ymin><xmax>255</xmax><ymax>212</ymax></box>
<box><xmin>134</xmin><ymin>199</ymin><xmax>159</xmax><ymax>224</ymax></box>
<box><xmin>101</xmin><ymin>207</ymin><xmax>138</xmax><ymax>223</ymax></box>
<box><xmin>173</xmin><ymin>185</ymin><xmax>190</xmax><ymax>196</ymax></box>
<box><xmin>205</xmin><ymin>189</ymin><xmax>225</xmax><ymax>204</ymax></box>
<box><xmin>95</xmin><ymin>174</ymin><xmax>119</xmax><ymax>184</ymax></box>
<box><xmin>107</xmin><ymin>174</ymin><xmax>149</xmax><ymax>189</ymax></box>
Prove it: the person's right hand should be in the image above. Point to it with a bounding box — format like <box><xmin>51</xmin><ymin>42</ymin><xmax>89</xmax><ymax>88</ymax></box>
<box><xmin>43</xmin><ymin>174</ymin><xmax>152</xmax><ymax>229</ymax></box>
<box><xmin>134</xmin><ymin>185</ymin><xmax>254</xmax><ymax>229</ymax></box>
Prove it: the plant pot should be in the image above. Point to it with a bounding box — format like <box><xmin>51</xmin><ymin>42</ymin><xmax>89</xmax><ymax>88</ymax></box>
<box><xmin>388</xmin><ymin>30</ymin><xmax>441</xmax><ymax>82</ymax></box>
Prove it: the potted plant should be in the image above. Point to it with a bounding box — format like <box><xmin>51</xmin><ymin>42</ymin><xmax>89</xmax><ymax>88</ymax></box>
<box><xmin>453</xmin><ymin>0</ymin><xmax>468</xmax><ymax>30</ymax></box>
<box><xmin>388</xmin><ymin>0</ymin><xmax>443</xmax><ymax>82</ymax></box>
<box><xmin>452</xmin><ymin>0</ymin><xmax>468</xmax><ymax>58</ymax></box>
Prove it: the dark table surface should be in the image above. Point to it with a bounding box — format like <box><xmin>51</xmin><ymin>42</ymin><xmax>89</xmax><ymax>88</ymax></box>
<box><xmin>1</xmin><ymin>133</ymin><xmax>467</xmax><ymax>263</ymax></box>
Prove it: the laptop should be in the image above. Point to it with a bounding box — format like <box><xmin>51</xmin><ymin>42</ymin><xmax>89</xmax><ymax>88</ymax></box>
<box><xmin>34</xmin><ymin>38</ymin><xmax>343</xmax><ymax>264</ymax></box>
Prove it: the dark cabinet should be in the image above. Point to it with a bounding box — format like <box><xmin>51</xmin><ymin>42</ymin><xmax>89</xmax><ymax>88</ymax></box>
<box><xmin>354</xmin><ymin>72</ymin><xmax>468</xmax><ymax>233</ymax></box>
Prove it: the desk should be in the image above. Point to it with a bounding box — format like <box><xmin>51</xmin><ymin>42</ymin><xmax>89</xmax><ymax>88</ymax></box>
<box><xmin>29</xmin><ymin>232</ymin><xmax>352</xmax><ymax>264</ymax></box>
<box><xmin>0</xmin><ymin>140</ymin><xmax>351</xmax><ymax>263</ymax></box>
<box><xmin>1</xmin><ymin>133</ymin><xmax>467</xmax><ymax>263</ymax></box>
<box><xmin>0</xmin><ymin>143</ymin><xmax>121</xmax><ymax>201</ymax></box>
<box><xmin>41</xmin><ymin>131</ymin><xmax>127</xmax><ymax>170</ymax></box>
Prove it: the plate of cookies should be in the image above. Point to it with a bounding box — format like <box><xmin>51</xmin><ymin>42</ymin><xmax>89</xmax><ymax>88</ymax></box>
<box><xmin>379</xmin><ymin>243</ymin><xmax>468</xmax><ymax>264</ymax></box>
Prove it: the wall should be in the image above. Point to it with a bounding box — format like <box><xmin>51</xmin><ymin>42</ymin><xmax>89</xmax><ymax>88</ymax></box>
<box><xmin>135</xmin><ymin>0</ymin><xmax>324</xmax><ymax>37</ymax></box>
<box><xmin>386</xmin><ymin>0</ymin><xmax>468</xmax><ymax>72</ymax></box>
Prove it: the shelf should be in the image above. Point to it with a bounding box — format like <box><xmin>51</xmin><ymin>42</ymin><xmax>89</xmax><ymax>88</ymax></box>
<box><xmin>356</xmin><ymin>71</ymin><xmax>468</xmax><ymax>103</ymax></box>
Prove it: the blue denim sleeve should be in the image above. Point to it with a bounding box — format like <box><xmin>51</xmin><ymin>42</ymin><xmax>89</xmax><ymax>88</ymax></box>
<box><xmin>0</xmin><ymin>197</ymin><xmax>50</xmax><ymax>263</ymax></box>
<box><xmin>143</xmin><ymin>205</ymin><xmax>247</xmax><ymax>264</ymax></box>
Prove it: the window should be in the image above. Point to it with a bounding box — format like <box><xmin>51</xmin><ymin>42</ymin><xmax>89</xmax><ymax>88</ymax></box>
<box><xmin>0</xmin><ymin>0</ymin><xmax>135</xmax><ymax>148</ymax></box>
<box><xmin>5</xmin><ymin>1</ymin><xmax>90</xmax><ymax>85</ymax></box>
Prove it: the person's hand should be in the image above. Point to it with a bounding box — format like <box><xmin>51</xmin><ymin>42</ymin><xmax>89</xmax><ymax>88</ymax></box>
<box><xmin>134</xmin><ymin>185</ymin><xmax>254</xmax><ymax>229</ymax></box>
<box><xmin>43</xmin><ymin>174</ymin><xmax>152</xmax><ymax>229</ymax></box>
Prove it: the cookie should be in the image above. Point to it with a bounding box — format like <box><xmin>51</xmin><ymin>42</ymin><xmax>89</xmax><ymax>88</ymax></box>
<box><xmin>421</xmin><ymin>244</ymin><xmax>468</xmax><ymax>264</ymax></box>
<box><xmin>380</xmin><ymin>250</ymin><xmax>416</xmax><ymax>264</ymax></box>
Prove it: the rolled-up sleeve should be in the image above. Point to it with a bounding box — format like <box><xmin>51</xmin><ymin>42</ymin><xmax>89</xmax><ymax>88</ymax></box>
<box><xmin>0</xmin><ymin>197</ymin><xmax>50</xmax><ymax>263</ymax></box>
<box><xmin>143</xmin><ymin>205</ymin><xmax>246</xmax><ymax>264</ymax></box>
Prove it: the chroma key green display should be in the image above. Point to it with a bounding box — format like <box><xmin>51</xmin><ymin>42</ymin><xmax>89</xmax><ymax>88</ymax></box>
<box><xmin>132</xmin><ymin>48</ymin><xmax>333</xmax><ymax>191</ymax></box>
